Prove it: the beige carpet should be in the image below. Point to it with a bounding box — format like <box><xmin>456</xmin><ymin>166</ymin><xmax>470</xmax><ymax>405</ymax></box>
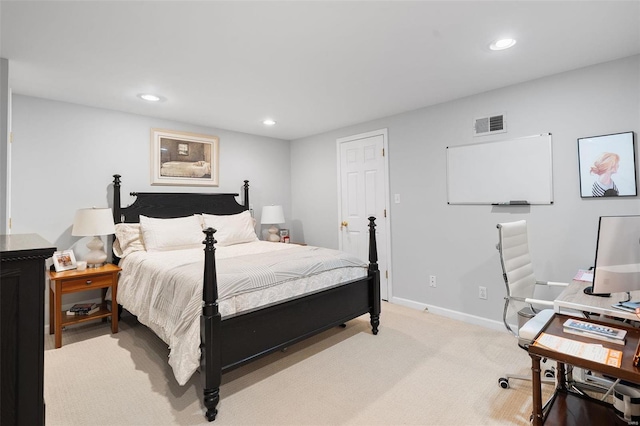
<box><xmin>44</xmin><ymin>302</ymin><xmax>549</xmax><ymax>425</ymax></box>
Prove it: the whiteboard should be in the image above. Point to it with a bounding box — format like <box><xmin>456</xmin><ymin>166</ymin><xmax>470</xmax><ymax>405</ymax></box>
<box><xmin>446</xmin><ymin>134</ymin><xmax>553</xmax><ymax>205</ymax></box>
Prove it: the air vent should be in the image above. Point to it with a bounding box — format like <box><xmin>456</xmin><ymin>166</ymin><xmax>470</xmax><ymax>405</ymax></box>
<box><xmin>474</xmin><ymin>114</ymin><xmax>506</xmax><ymax>136</ymax></box>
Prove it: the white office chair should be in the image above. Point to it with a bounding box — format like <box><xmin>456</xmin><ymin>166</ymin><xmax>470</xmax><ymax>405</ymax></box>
<box><xmin>496</xmin><ymin>220</ymin><xmax>568</xmax><ymax>389</ymax></box>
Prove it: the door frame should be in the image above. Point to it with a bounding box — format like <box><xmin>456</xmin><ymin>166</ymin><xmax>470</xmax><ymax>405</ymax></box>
<box><xmin>336</xmin><ymin>128</ymin><xmax>392</xmax><ymax>300</ymax></box>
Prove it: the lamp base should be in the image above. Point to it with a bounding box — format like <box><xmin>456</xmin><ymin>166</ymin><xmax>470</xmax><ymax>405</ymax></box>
<box><xmin>267</xmin><ymin>225</ymin><xmax>281</xmax><ymax>242</ymax></box>
<box><xmin>85</xmin><ymin>236</ymin><xmax>108</xmax><ymax>267</ymax></box>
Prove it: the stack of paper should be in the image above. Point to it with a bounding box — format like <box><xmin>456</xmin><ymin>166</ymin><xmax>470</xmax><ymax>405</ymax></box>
<box><xmin>573</xmin><ymin>269</ymin><xmax>594</xmax><ymax>283</ymax></box>
<box><xmin>535</xmin><ymin>332</ymin><xmax>622</xmax><ymax>367</ymax></box>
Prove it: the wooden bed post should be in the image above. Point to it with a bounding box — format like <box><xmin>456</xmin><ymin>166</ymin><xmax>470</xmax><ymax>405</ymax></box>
<box><xmin>368</xmin><ymin>217</ymin><xmax>381</xmax><ymax>335</ymax></box>
<box><xmin>201</xmin><ymin>228</ymin><xmax>222</xmax><ymax>422</ymax></box>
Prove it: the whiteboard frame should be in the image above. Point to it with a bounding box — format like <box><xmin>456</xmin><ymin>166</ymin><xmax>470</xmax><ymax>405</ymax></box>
<box><xmin>446</xmin><ymin>133</ymin><xmax>554</xmax><ymax>205</ymax></box>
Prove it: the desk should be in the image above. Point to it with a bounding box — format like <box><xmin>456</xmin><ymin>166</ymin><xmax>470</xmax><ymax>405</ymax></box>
<box><xmin>554</xmin><ymin>280</ymin><xmax>640</xmax><ymax>322</ymax></box>
<box><xmin>528</xmin><ymin>313</ymin><xmax>640</xmax><ymax>425</ymax></box>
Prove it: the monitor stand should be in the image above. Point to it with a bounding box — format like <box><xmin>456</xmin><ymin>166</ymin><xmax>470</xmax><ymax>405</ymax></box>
<box><xmin>583</xmin><ymin>285</ymin><xmax>611</xmax><ymax>297</ymax></box>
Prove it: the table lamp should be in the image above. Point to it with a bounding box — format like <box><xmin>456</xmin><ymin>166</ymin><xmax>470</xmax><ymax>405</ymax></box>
<box><xmin>261</xmin><ymin>205</ymin><xmax>285</xmax><ymax>242</ymax></box>
<box><xmin>72</xmin><ymin>207</ymin><xmax>116</xmax><ymax>267</ymax></box>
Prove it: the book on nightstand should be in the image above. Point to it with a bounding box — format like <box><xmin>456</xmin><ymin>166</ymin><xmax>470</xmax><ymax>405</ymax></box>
<box><xmin>66</xmin><ymin>303</ymin><xmax>100</xmax><ymax>316</ymax></box>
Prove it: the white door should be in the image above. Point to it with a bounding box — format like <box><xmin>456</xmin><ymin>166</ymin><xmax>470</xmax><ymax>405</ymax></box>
<box><xmin>337</xmin><ymin>130</ymin><xmax>390</xmax><ymax>300</ymax></box>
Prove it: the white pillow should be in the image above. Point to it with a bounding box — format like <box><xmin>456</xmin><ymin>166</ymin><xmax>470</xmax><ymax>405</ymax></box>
<box><xmin>113</xmin><ymin>223</ymin><xmax>146</xmax><ymax>258</ymax></box>
<box><xmin>139</xmin><ymin>214</ymin><xmax>204</xmax><ymax>252</ymax></box>
<box><xmin>202</xmin><ymin>210</ymin><xmax>258</xmax><ymax>246</ymax></box>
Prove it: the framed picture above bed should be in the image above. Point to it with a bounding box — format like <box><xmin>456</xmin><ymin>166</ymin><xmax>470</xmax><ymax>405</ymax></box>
<box><xmin>151</xmin><ymin>129</ymin><xmax>220</xmax><ymax>186</ymax></box>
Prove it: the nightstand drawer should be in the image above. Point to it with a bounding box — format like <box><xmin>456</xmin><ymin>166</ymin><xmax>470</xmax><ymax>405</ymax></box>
<box><xmin>62</xmin><ymin>274</ymin><xmax>112</xmax><ymax>291</ymax></box>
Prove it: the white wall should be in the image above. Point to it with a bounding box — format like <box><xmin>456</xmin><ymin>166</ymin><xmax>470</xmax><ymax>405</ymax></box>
<box><xmin>11</xmin><ymin>95</ymin><xmax>291</xmax><ymax>326</ymax></box>
<box><xmin>291</xmin><ymin>55</ymin><xmax>640</xmax><ymax>328</ymax></box>
<box><xmin>9</xmin><ymin>56</ymin><xmax>640</xmax><ymax>331</ymax></box>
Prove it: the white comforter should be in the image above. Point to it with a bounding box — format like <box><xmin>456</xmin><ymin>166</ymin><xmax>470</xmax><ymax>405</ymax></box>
<box><xmin>117</xmin><ymin>242</ymin><xmax>367</xmax><ymax>385</ymax></box>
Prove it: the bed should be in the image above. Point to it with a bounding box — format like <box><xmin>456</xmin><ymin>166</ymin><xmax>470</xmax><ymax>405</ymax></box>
<box><xmin>111</xmin><ymin>174</ymin><xmax>381</xmax><ymax>421</ymax></box>
<box><xmin>160</xmin><ymin>160</ymin><xmax>211</xmax><ymax>178</ymax></box>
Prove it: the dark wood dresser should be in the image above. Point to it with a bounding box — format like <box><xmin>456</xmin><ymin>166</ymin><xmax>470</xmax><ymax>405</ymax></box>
<box><xmin>1</xmin><ymin>234</ymin><xmax>55</xmax><ymax>426</ymax></box>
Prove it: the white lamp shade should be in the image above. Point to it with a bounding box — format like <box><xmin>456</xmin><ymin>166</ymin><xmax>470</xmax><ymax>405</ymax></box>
<box><xmin>260</xmin><ymin>205</ymin><xmax>285</xmax><ymax>225</ymax></box>
<box><xmin>72</xmin><ymin>208</ymin><xmax>116</xmax><ymax>236</ymax></box>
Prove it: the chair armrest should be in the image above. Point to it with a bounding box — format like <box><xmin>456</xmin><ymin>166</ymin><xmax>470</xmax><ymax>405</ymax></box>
<box><xmin>519</xmin><ymin>309</ymin><xmax>555</xmax><ymax>342</ymax></box>
<box><xmin>523</xmin><ymin>297</ymin><xmax>554</xmax><ymax>307</ymax></box>
<box><xmin>535</xmin><ymin>280</ymin><xmax>569</xmax><ymax>287</ymax></box>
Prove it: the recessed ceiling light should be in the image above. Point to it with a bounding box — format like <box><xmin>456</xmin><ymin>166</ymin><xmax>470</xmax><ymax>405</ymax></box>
<box><xmin>138</xmin><ymin>93</ymin><xmax>162</xmax><ymax>102</ymax></box>
<box><xmin>263</xmin><ymin>119</ymin><xmax>276</xmax><ymax>126</ymax></box>
<box><xmin>489</xmin><ymin>38</ymin><xmax>517</xmax><ymax>51</ymax></box>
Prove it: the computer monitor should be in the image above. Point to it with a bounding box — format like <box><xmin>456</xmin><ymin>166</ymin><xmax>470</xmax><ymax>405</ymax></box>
<box><xmin>584</xmin><ymin>215</ymin><xmax>640</xmax><ymax>296</ymax></box>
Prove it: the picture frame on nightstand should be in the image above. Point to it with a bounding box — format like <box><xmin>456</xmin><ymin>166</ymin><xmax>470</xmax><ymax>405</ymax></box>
<box><xmin>52</xmin><ymin>250</ymin><xmax>77</xmax><ymax>272</ymax></box>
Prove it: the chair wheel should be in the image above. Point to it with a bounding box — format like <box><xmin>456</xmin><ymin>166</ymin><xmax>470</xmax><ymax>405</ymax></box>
<box><xmin>544</xmin><ymin>368</ymin><xmax>555</xmax><ymax>378</ymax></box>
<box><xmin>498</xmin><ymin>378</ymin><xmax>510</xmax><ymax>389</ymax></box>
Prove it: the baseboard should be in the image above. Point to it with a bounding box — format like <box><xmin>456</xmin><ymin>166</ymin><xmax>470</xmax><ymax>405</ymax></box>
<box><xmin>389</xmin><ymin>296</ymin><xmax>506</xmax><ymax>332</ymax></box>
<box><xmin>45</xmin><ymin>297</ymin><xmax>506</xmax><ymax>336</ymax></box>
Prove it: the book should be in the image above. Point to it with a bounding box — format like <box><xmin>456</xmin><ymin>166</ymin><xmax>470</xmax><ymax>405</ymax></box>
<box><xmin>66</xmin><ymin>303</ymin><xmax>99</xmax><ymax>316</ymax></box>
<box><xmin>67</xmin><ymin>305</ymin><xmax>100</xmax><ymax>316</ymax></box>
<box><xmin>563</xmin><ymin>327</ymin><xmax>625</xmax><ymax>345</ymax></box>
<box><xmin>563</xmin><ymin>318</ymin><xmax>627</xmax><ymax>342</ymax></box>
<box><xmin>612</xmin><ymin>303</ymin><xmax>636</xmax><ymax>313</ymax></box>
<box><xmin>68</xmin><ymin>302</ymin><xmax>98</xmax><ymax>312</ymax></box>
<box><xmin>620</xmin><ymin>301</ymin><xmax>640</xmax><ymax>310</ymax></box>
<box><xmin>612</xmin><ymin>301</ymin><xmax>640</xmax><ymax>313</ymax></box>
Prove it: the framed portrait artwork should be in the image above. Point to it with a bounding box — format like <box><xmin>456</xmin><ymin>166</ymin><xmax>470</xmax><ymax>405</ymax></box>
<box><xmin>151</xmin><ymin>129</ymin><xmax>220</xmax><ymax>186</ymax></box>
<box><xmin>577</xmin><ymin>131</ymin><xmax>637</xmax><ymax>198</ymax></box>
<box><xmin>52</xmin><ymin>250</ymin><xmax>77</xmax><ymax>272</ymax></box>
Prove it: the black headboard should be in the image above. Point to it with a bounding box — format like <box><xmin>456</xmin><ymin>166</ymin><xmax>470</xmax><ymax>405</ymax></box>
<box><xmin>112</xmin><ymin>174</ymin><xmax>250</xmax><ymax>224</ymax></box>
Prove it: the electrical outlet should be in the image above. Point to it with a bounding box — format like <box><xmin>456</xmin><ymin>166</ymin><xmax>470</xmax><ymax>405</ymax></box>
<box><xmin>479</xmin><ymin>286</ymin><xmax>488</xmax><ymax>300</ymax></box>
<box><xmin>429</xmin><ymin>275</ymin><xmax>436</xmax><ymax>287</ymax></box>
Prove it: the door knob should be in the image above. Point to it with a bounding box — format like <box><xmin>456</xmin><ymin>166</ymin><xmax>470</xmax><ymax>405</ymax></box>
<box><xmin>340</xmin><ymin>221</ymin><xmax>348</xmax><ymax>228</ymax></box>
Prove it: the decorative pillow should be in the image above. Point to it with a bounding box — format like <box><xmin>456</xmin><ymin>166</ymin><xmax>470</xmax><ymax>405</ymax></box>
<box><xmin>139</xmin><ymin>214</ymin><xmax>204</xmax><ymax>252</ymax></box>
<box><xmin>112</xmin><ymin>223</ymin><xmax>146</xmax><ymax>258</ymax></box>
<box><xmin>201</xmin><ymin>210</ymin><xmax>259</xmax><ymax>246</ymax></box>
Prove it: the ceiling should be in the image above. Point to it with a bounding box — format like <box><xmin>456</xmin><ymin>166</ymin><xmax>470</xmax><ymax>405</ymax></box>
<box><xmin>1</xmin><ymin>1</ymin><xmax>639</xmax><ymax>141</ymax></box>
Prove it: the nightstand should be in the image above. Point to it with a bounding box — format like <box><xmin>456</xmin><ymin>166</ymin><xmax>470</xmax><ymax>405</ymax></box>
<box><xmin>49</xmin><ymin>263</ymin><xmax>121</xmax><ymax>348</ymax></box>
